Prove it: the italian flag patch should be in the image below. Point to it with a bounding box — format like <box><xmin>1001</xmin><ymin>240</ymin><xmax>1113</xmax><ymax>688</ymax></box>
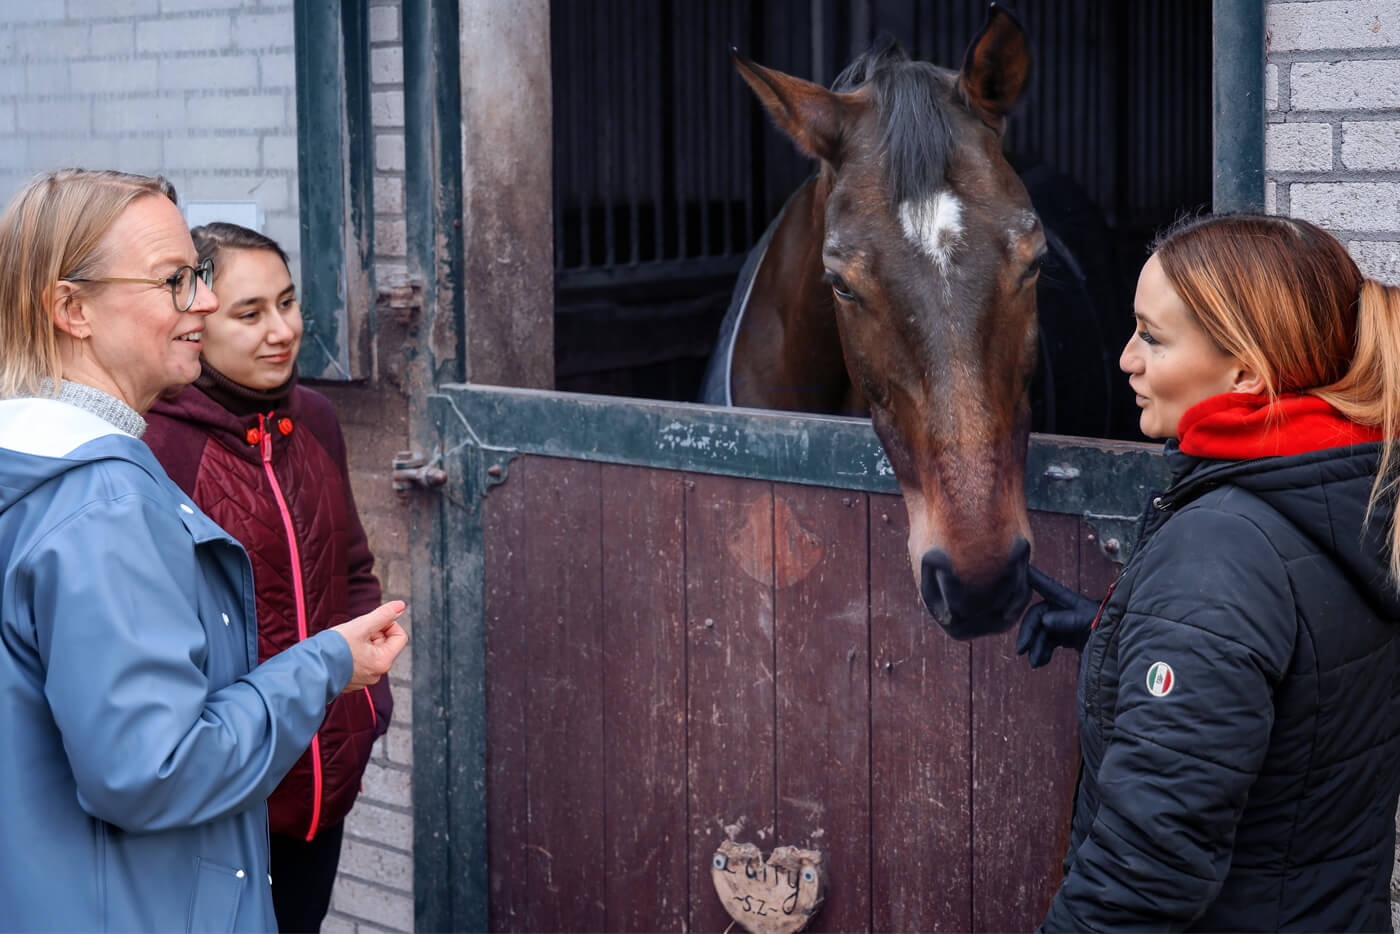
<box><xmin>1145</xmin><ymin>661</ymin><xmax>1175</xmax><ymax>697</ymax></box>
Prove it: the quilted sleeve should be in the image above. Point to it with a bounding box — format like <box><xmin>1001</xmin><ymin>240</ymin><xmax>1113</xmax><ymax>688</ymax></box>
<box><xmin>1041</xmin><ymin>505</ymin><xmax>1296</xmax><ymax>931</ymax></box>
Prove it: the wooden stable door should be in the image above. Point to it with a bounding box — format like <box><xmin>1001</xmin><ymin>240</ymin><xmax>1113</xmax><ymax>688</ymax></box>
<box><xmin>479</xmin><ymin>454</ymin><xmax>1117</xmax><ymax>932</ymax></box>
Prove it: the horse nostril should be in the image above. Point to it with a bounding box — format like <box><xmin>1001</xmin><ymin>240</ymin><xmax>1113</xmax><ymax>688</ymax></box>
<box><xmin>920</xmin><ymin>538</ymin><xmax>1032</xmax><ymax>637</ymax></box>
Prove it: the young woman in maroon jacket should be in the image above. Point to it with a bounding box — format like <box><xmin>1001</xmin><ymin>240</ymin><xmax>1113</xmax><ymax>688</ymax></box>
<box><xmin>143</xmin><ymin>222</ymin><xmax>392</xmax><ymax>933</ymax></box>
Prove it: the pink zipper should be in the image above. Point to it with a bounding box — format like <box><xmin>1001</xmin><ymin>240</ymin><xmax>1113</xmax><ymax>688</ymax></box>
<box><xmin>260</xmin><ymin>414</ymin><xmax>324</xmax><ymax>842</ymax></box>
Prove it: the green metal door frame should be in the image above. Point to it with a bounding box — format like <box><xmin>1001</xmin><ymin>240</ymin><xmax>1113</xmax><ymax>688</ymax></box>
<box><xmin>293</xmin><ymin>0</ymin><xmax>375</xmax><ymax>379</ymax></box>
<box><xmin>1213</xmin><ymin>0</ymin><xmax>1266</xmax><ymax>212</ymax></box>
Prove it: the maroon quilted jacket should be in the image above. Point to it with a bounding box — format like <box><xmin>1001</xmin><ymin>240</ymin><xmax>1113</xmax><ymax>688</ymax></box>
<box><xmin>143</xmin><ymin>370</ymin><xmax>391</xmax><ymax>841</ymax></box>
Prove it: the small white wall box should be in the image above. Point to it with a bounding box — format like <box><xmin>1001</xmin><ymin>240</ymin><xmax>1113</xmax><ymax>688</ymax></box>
<box><xmin>183</xmin><ymin>200</ymin><xmax>265</xmax><ymax>232</ymax></box>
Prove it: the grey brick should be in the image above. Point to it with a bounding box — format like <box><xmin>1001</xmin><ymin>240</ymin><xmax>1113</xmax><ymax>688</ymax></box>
<box><xmin>25</xmin><ymin>62</ymin><xmax>69</xmax><ymax>96</ymax></box>
<box><xmin>262</xmin><ymin>132</ymin><xmax>298</xmax><ymax>170</ymax></box>
<box><xmin>0</xmin><ymin>61</ymin><xmax>21</xmax><ymax>96</ymax></box>
<box><xmin>331</xmin><ymin>878</ymin><xmax>414</xmax><ymax>933</ymax></box>
<box><xmin>1291</xmin><ymin>60</ymin><xmax>1400</xmax><ymax>112</ymax></box>
<box><xmin>186</xmin><ymin>91</ymin><xmax>285</xmax><ymax>130</ymax></box>
<box><xmin>1348</xmin><ymin>240</ymin><xmax>1400</xmax><ymax>285</ymax></box>
<box><xmin>371</xmin><ymin>89</ymin><xmax>402</xmax><ymax>127</ymax></box>
<box><xmin>1342</xmin><ymin>121</ymin><xmax>1400</xmax><ymax>171</ymax></box>
<box><xmin>1268</xmin><ymin>0</ymin><xmax>1400</xmax><ymax>53</ymax></box>
<box><xmin>1265</xmin><ymin>179</ymin><xmax>1277</xmax><ymax>215</ymax></box>
<box><xmin>1266</xmin><ymin>63</ymin><xmax>1278</xmax><ymax>112</ymax></box>
<box><xmin>164</xmin><ymin>135</ymin><xmax>261</xmax><ymax>170</ymax></box>
<box><xmin>344</xmin><ymin>801</ymin><xmax>413</xmax><ymax>852</ymax></box>
<box><xmin>259</xmin><ymin>52</ymin><xmax>295</xmax><ymax>89</ymax></box>
<box><xmin>12</xmin><ymin>23</ymin><xmax>88</xmax><ymax>61</ymax></box>
<box><xmin>137</xmin><ymin>16</ymin><xmax>231</xmax><ymax>55</ymax></box>
<box><xmin>318</xmin><ymin>913</ymin><xmax>357</xmax><ymax>934</ymax></box>
<box><xmin>71</xmin><ymin>58</ymin><xmax>159</xmax><ymax>95</ymax></box>
<box><xmin>382</xmin><ymin>724</ymin><xmax>412</xmax><ymax>768</ymax></box>
<box><xmin>0</xmin><ymin>5</ymin><xmax>64</xmax><ymax>22</ymax></box>
<box><xmin>1266</xmin><ymin>122</ymin><xmax>1332</xmax><ymax>172</ymax></box>
<box><xmin>157</xmin><ymin>54</ymin><xmax>259</xmax><ymax>91</ymax></box>
<box><xmin>1291</xmin><ymin>182</ymin><xmax>1400</xmax><ymax>233</ymax></box>
<box><xmin>370</xmin><ymin>46</ymin><xmax>401</xmax><ymax>86</ymax></box>
<box><xmin>91</xmin><ymin>93</ymin><xmax>183</xmax><ymax>133</ymax></box>
<box><xmin>374</xmin><ymin>134</ymin><xmax>404</xmax><ymax>172</ymax></box>
<box><xmin>373</xmin><ymin>174</ymin><xmax>403</xmax><ymax>214</ymax></box>
<box><xmin>89</xmin><ymin>22</ymin><xmax>135</xmax><ymax>57</ymax></box>
<box><xmin>68</xmin><ymin>0</ymin><xmax>160</xmax><ymax>17</ymax></box>
<box><xmin>374</xmin><ymin>260</ymin><xmax>409</xmax><ymax>286</ymax></box>
<box><xmin>233</xmin><ymin>12</ymin><xmax>295</xmax><ymax>50</ymax></box>
<box><xmin>374</xmin><ymin>217</ymin><xmax>406</xmax><ymax>255</ymax></box>
<box><xmin>338</xmin><ymin>836</ymin><xmax>413</xmax><ymax>892</ymax></box>
<box><xmin>369</xmin><ymin>6</ymin><xmax>399</xmax><ymax>43</ymax></box>
<box><xmin>17</xmin><ymin>97</ymin><xmax>90</xmax><ymax>133</ymax></box>
<box><xmin>361</xmin><ymin>761</ymin><xmax>411</xmax><ymax>809</ymax></box>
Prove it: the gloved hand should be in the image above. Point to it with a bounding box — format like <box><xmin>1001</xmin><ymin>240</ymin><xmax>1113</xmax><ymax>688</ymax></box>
<box><xmin>1016</xmin><ymin>566</ymin><xmax>1100</xmax><ymax>669</ymax></box>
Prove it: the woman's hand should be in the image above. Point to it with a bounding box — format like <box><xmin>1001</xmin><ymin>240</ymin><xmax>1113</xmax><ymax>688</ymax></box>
<box><xmin>331</xmin><ymin>601</ymin><xmax>409</xmax><ymax>693</ymax></box>
<box><xmin>1016</xmin><ymin>567</ymin><xmax>1099</xmax><ymax>669</ymax></box>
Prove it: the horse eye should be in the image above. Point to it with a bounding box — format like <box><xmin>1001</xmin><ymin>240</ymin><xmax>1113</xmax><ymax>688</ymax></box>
<box><xmin>822</xmin><ymin>270</ymin><xmax>856</xmax><ymax>302</ymax></box>
<box><xmin>1023</xmin><ymin>254</ymin><xmax>1046</xmax><ymax>285</ymax></box>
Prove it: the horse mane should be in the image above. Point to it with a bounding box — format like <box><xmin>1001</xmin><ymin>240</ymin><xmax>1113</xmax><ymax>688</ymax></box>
<box><xmin>831</xmin><ymin>38</ymin><xmax>953</xmax><ymax>206</ymax></box>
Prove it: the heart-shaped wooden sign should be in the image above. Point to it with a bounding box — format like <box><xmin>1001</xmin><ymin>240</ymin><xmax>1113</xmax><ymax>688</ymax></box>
<box><xmin>711</xmin><ymin>839</ymin><xmax>825</xmax><ymax>934</ymax></box>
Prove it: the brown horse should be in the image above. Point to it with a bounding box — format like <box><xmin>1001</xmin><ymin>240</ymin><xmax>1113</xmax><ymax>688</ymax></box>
<box><xmin>702</xmin><ymin>7</ymin><xmax>1041</xmax><ymax>639</ymax></box>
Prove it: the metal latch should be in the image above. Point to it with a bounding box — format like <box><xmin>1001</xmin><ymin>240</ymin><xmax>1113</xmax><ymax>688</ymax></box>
<box><xmin>392</xmin><ymin>450</ymin><xmax>447</xmax><ymax>491</ymax></box>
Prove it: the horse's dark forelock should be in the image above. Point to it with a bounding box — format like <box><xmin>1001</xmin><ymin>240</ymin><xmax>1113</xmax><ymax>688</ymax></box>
<box><xmin>831</xmin><ymin>40</ymin><xmax>953</xmax><ymax>207</ymax></box>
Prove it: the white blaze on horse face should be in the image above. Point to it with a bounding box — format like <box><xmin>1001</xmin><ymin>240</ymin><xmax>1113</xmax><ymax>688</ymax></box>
<box><xmin>899</xmin><ymin>190</ymin><xmax>964</xmax><ymax>275</ymax></box>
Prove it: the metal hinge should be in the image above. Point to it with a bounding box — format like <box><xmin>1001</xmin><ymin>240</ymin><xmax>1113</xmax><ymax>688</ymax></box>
<box><xmin>392</xmin><ymin>449</ymin><xmax>447</xmax><ymax>492</ymax></box>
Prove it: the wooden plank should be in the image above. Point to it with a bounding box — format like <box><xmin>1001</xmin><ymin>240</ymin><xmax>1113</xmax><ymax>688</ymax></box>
<box><xmin>970</xmin><ymin>511</ymin><xmax>1082</xmax><ymax>932</ymax></box>
<box><xmin>869</xmin><ymin>493</ymin><xmax>972</xmax><ymax>932</ymax></box>
<box><xmin>686</xmin><ymin>474</ymin><xmax>777</xmax><ymax>934</ymax></box>
<box><xmin>601</xmin><ymin>465</ymin><xmax>688</xmax><ymax>931</ymax></box>
<box><xmin>521</xmin><ymin>457</ymin><xmax>606</xmax><ymax>931</ymax></box>
<box><xmin>484</xmin><ymin>454</ymin><xmax>531</xmax><ymax>931</ymax></box>
<box><xmin>773</xmin><ymin>484</ymin><xmax>870</xmax><ymax>933</ymax></box>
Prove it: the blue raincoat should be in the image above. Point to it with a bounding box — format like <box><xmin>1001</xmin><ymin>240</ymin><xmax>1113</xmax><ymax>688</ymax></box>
<box><xmin>0</xmin><ymin>398</ymin><xmax>354</xmax><ymax>931</ymax></box>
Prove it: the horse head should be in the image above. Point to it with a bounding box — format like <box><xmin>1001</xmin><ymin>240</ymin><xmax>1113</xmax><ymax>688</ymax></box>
<box><xmin>730</xmin><ymin>7</ymin><xmax>1040</xmax><ymax>638</ymax></box>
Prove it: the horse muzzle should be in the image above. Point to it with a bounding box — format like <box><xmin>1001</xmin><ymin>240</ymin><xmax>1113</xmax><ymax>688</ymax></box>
<box><xmin>919</xmin><ymin>537</ymin><xmax>1031</xmax><ymax>638</ymax></box>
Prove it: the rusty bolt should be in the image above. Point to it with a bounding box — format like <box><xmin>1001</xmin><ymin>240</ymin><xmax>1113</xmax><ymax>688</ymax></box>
<box><xmin>1103</xmin><ymin>538</ymin><xmax>1121</xmax><ymax>555</ymax></box>
<box><xmin>704</xmin><ymin>617</ymin><xmax>715</xmax><ymax>628</ymax></box>
<box><xmin>880</xmin><ymin>513</ymin><xmax>889</xmax><ymax>523</ymax></box>
<box><xmin>487</xmin><ymin>464</ymin><xmax>503</xmax><ymax>478</ymax></box>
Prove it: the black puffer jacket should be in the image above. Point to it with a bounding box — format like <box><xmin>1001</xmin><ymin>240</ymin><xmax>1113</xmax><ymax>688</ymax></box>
<box><xmin>1043</xmin><ymin>441</ymin><xmax>1400</xmax><ymax>932</ymax></box>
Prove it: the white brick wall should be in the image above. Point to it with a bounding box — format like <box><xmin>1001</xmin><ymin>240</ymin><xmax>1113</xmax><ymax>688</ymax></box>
<box><xmin>0</xmin><ymin>0</ymin><xmax>302</xmax><ymax>283</ymax></box>
<box><xmin>1267</xmin><ymin>0</ymin><xmax>1400</xmax><ymax>286</ymax></box>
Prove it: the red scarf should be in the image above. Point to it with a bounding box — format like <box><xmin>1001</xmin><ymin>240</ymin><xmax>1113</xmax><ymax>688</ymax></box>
<box><xmin>1177</xmin><ymin>392</ymin><xmax>1382</xmax><ymax>460</ymax></box>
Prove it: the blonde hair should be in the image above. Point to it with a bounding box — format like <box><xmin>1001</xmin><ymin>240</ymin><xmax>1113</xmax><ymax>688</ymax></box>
<box><xmin>0</xmin><ymin>168</ymin><xmax>178</xmax><ymax>398</ymax></box>
<box><xmin>1153</xmin><ymin>213</ymin><xmax>1400</xmax><ymax>584</ymax></box>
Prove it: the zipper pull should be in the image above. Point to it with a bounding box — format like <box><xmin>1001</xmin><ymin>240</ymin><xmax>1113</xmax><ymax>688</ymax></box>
<box><xmin>258</xmin><ymin>413</ymin><xmax>272</xmax><ymax>463</ymax></box>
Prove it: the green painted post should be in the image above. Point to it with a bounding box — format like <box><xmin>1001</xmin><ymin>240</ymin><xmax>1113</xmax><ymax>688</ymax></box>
<box><xmin>1213</xmin><ymin>0</ymin><xmax>1266</xmax><ymax>213</ymax></box>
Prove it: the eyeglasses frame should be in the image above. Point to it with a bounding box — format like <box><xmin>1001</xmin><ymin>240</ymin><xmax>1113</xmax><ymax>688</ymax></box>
<box><xmin>64</xmin><ymin>257</ymin><xmax>215</xmax><ymax>313</ymax></box>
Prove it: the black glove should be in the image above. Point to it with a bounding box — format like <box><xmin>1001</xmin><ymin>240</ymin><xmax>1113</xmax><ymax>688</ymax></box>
<box><xmin>1016</xmin><ymin>566</ymin><xmax>1100</xmax><ymax>669</ymax></box>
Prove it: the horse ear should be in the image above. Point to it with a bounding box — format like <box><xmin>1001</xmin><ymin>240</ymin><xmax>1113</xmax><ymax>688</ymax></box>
<box><xmin>957</xmin><ymin>3</ymin><xmax>1031</xmax><ymax>127</ymax></box>
<box><xmin>732</xmin><ymin>48</ymin><xmax>847</xmax><ymax>164</ymax></box>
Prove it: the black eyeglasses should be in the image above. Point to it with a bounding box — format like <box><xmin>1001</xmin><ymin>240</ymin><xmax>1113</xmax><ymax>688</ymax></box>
<box><xmin>65</xmin><ymin>257</ymin><xmax>215</xmax><ymax>312</ymax></box>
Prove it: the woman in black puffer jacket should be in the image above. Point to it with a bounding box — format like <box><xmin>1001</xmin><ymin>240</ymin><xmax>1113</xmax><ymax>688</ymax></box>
<box><xmin>1027</xmin><ymin>215</ymin><xmax>1400</xmax><ymax>931</ymax></box>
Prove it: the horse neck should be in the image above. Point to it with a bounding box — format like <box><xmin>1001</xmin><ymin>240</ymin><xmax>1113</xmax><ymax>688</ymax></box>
<box><xmin>731</xmin><ymin>171</ymin><xmax>854</xmax><ymax>412</ymax></box>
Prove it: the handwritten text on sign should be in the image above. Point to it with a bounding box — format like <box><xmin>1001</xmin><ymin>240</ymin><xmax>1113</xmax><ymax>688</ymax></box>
<box><xmin>710</xmin><ymin>840</ymin><xmax>825</xmax><ymax>934</ymax></box>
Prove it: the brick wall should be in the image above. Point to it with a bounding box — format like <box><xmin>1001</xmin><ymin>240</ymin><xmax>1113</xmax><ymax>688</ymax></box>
<box><xmin>0</xmin><ymin>0</ymin><xmax>303</xmax><ymax>282</ymax></box>
<box><xmin>1266</xmin><ymin>0</ymin><xmax>1400</xmax><ymax>285</ymax></box>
